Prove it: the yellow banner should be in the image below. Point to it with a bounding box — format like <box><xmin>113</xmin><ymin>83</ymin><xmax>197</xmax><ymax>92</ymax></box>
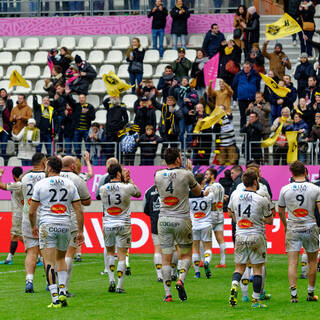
<box><xmin>260</xmin><ymin>73</ymin><xmax>291</xmax><ymax>98</ymax></box>
<box><xmin>9</xmin><ymin>70</ymin><xmax>29</xmax><ymax>88</ymax></box>
<box><xmin>261</xmin><ymin>117</ymin><xmax>286</xmax><ymax>148</ymax></box>
<box><xmin>286</xmin><ymin>131</ymin><xmax>299</xmax><ymax>163</ymax></box>
<box><xmin>193</xmin><ymin>108</ymin><xmax>226</xmax><ymax>133</ymax></box>
<box><xmin>266</xmin><ymin>13</ymin><xmax>302</xmax><ymax>40</ymax></box>
<box><xmin>102</xmin><ymin>71</ymin><xmax>133</xmax><ymax>97</ymax></box>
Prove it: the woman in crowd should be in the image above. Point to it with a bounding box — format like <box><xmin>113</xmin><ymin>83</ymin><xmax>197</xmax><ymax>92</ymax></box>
<box><xmin>233</xmin><ymin>5</ymin><xmax>247</xmax><ymax>50</ymax></box>
<box><xmin>51</xmin><ymin>47</ymin><xmax>74</xmax><ymax>74</ymax></box>
<box><xmin>43</xmin><ymin>65</ymin><xmax>65</xmax><ymax>99</ymax></box>
<box><xmin>191</xmin><ymin>49</ymin><xmax>209</xmax><ymax>97</ymax></box>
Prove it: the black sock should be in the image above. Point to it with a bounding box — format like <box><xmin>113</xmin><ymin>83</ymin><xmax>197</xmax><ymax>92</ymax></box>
<box><xmin>232</xmin><ymin>272</ymin><xmax>242</xmax><ymax>283</ymax></box>
<box><xmin>253</xmin><ymin>275</ymin><xmax>262</xmax><ymax>295</ymax></box>
<box><xmin>10</xmin><ymin>241</ymin><xmax>18</xmax><ymax>255</ymax></box>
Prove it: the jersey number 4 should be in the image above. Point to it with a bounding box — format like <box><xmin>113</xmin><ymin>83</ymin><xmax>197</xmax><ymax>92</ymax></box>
<box><xmin>238</xmin><ymin>204</ymin><xmax>251</xmax><ymax>217</ymax></box>
<box><xmin>166</xmin><ymin>181</ymin><xmax>174</xmax><ymax>194</ymax></box>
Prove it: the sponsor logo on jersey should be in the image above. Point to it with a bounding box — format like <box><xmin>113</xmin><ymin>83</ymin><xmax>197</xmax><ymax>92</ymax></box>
<box><xmin>292</xmin><ymin>184</ymin><xmax>307</xmax><ymax>192</ymax></box>
<box><xmin>217</xmin><ymin>201</ymin><xmax>223</xmax><ymax>209</ymax></box>
<box><xmin>106</xmin><ymin>184</ymin><xmax>120</xmax><ymax>192</ymax></box>
<box><xmin>239</xmin><ymin>193</ymin><xmax>253</xmax><ymax>201</ymax></box>
<box><xmin>163</xmin><ymin>196</ymin><xmax>179</xmax><ymax>206</ymax></box>
<box><xmin>292</xmin><ymin>208</ymin><xmax>309</xmax><ymax>217</ymax></box>
<box><xmin>27</xmin><ymin>198</ymin><xmax>32</xmax><ymax>205</ymax></box>
<box><xmin>51</xmin><ymin>204</ymin><xmax>67</xmax><ymax>214</ymax></box>
<box><xmin>107</xmin><ymin>207</ymin><xmax>123</xmax><ymax>215</ymax></box>
<box><xmin>194</xmin><ymin>212</ymin><xmax>206</xmax><ymax>218</ymax></box>
<box><xmin>163</xmin><ymin>172</ymin><xmax>176</xmax><ymax>179</ymax></box>
<box><xmin>238</xmin><ymin>219</ymin><xmax>253</xmax><ymax>228</ymax></box>
<box><xmin>21</xmin><ymin>199</ymin><xmax>24</xmax><ymax>205</ymax></box>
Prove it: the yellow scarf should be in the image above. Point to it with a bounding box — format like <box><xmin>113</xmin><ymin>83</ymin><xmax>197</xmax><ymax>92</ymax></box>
<box><xmin>224</xmin><ymin>46</ymin><xmax>234</xmax><ymax>55</ymax></box>
<box><xmin>23</xmin><ymin>126</ymin><xmax>39</xmax><ymax>143</ymax></box>
<box><xmin>41</xmin><ymin>104</ymin><xmax>54</xmax><ymax>124</ymax></box>
<box><xmin>161</xmin><ymin>104</ymin><xmax>175</xmax><ymax>135</ymax></box>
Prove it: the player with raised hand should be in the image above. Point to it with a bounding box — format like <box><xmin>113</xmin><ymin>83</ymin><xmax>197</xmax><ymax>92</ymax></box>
<box><xmin>228</xmin><ymin>169</ymin><xmax>273</xmax><ymax>308</ymax></box>
<box><xmin>29</xmin><ymin>156</ymin><xmax>84</xmax><ymax>309</ymax></box>
<box><xmin>100</xmin><ymin>163</ymin><xmax>141</xmax><ymax>294</ymax></box>
<box><xmin>278</xmin><ymin>161</ymin><xmax>320</xmax><ymax>303</ymax></box>
<box><xmin>155</xmin><ymin>148</ymin><xmax>202</xmax><ymax>302</ymax></box>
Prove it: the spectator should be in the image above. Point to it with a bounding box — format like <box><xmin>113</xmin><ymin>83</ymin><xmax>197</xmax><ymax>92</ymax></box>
<box><xmin>263</xmin><ymin>70</ymin><xmax>279</xmax><ymax>103</ymax></box>
<box><xmin>232</xmin><ymin>61</ymin><xmax>261</xmax><ymax>128</ymax></box>
<box><xmin>294</xmin><ymin>94</ymin><xmax>320</xmax><ymax>129</ymax></box>
<box><xmin>306</xmin><ymin>112</ymin><xmax>320</xmax><ymax>162</ymax></box>
<box><xmin>157</xmin><ymin>65</ymin><xmax>177</xmax><ymax>102</ymax></box>
<box><xmin>262</xmin><ymin>41</ymin><xmax>291</xmax><ymax>80</ymax></box>
<box><xmin>43</xmin><ymin>65</ymin><xmax>65</xmax><ymax>99</ymax></box>
<box><xmin>134</xmin><ymin>96</ymin><xmax>157</xmax><ymax>135</ymax></box>
<box><xmin>270</xmin><ymin>107</ymin><xmax>293</xmax><ymax>165</ymax></box>
<box><xmin>190</xmin><ymin>49</ymin><xmax>209</xmax><ymax>97</ymax></box>
<box><xmin>170</xmin><ymin>0</ymin><xmax>190</xmax><ymax>50</ymax></box>
<box><xmin>202</xmin><ymin>23</ymin><xmax>225</xmax><ymax>58</ymax></box>
<box><xmin>86</xmin><ymin>122</ymin><xmax>105</xmax><ymax>165</ymax></box>
<box><xmin>0</xmin><ymin>97</ymin><xmax>11</xmax><ymax>159</ymax></box>
<box><xmin>305</xmin><ymin>35</ymin><xmax>320</xmax><ymax>81</ymax></box>
<box><xmin>138</xmin><ymin>125</ymin><xmax>163</xmax><ymax>165</ymax></box>
<box><xmin>294</xmin><ymin>53</ymin><xmax>316</xmax><ymax>98</ymax></box>
<box><xmin>9</xmin><ymin>94</ymin><xmax>33</xmax><ymax>136</ymax></box>
<box><xmin>61</xmin><ymin>103</ymin><xmax>74</xmax><ymax>155</ymax></box>
<box><xmin>172</xmin><ymin>47</ymin><xmax>192</xmax><ymax>82</ymax></box>
<box><xmin>0</xmin><ymin>88</ymin><xmax>13</xmax><ymax>113</ymax></box>
<box><xmin>213</xmin><ymin>0</ymin><xmax>222</xmax><ymax>13</ymax></box>
<box><xmin>248</xmin><ymin>44</ymin><xmax>265</xmax><ymax>74</ymax></box>
<box><xmin>12</xmin><ymin>118</ymin><xmax>40</xmax><ymax>166</ymax></box>
<box><xmin>269</xmin><ymin>79</ymin><xmax>286</xmax><ymax>122</ymax></box>
<box><xmin>210</xmin><ymin>79</ymin><xmax>233</xmax><ymax>113</ymax></box>
<box><xmin>120</xmin><ymin>125</ymin><xmax>139</xmax><ymax>165</ymax></box>
<box><xmin>33</xmin><ymin>96</ymin><xmax>57</xmax><ymax>156</ymax></box>
<box><xmin>126</xmin><ymin>38</ymin><xmax>145</xmax><ymax>94</ymax></box>
<box><xmin>93</xmin><ymin>0</ymin><xmax>104</xmax><ymax>14</ymax></box>
<box><xmin>240</xmin><ymin>111</ymin><xmax>263</xmax><ymax>163</ymax></box>
<box><xmin>242</xmin><ymin>6</ymin><xmax>260</xmax><ymax>57</ymax></box>
<box><xmin>283</xmin><ymin>74</ymin><xmax>298</xmax><ymax>110</ymax></box>
<box><xmin>303</xmin><ymin>75</ymin><xmax>319</xmax><ymax>104</ymax></box>
<box><xmin>148</xmin><ymin>0</ymin><xmax>168</xmax><ymax>58</ymax></box>
<box><xmin>218</xmin><ymin>38</ymin><xmax>242</xmax><ymax>86</ymax></box>
<box><xmin>233</xmin><ymin>5</ymin><xmax>247</xmax><ymax>50</ymax></box>
<box><xmin>135</xmin><ymin>79</ymin><xmax>159</xmax><ymax>101</ymax></box>
<box><xmin>298</xmin><ymin>0</ymin><xmax>315</xmax><ymax>58</ymax></box>
<box><xmin>70</xmin><ymin>55</ymin><xmax>97</xmax><ymax>95</ymax></box>
<box><xmin>51</xmin><ymin>47</ymin><xmax>73</xmax><ymax>74</ymax></box>
<box><xmin>199</xmin><ymin>83</ymin><xmax>216</xmax><ymax>114</ymax></box>
<box><xmin>284</xmin><ymin>0</ymin><xmax>301</xmax><ymax>46</ymax></box>
<box><xmin>65</xmin><ymin>87</ymin><xmax>96</xmax><ymax>158</ymax></box>
<box><xmin>246</xmin><ymin>92</ymin><xmax>271</xmax><ymax>163</ymax></box>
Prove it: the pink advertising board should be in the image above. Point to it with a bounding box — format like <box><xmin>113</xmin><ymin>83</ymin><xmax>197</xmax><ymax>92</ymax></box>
<box><xmin>0</xmin><ymin>14</ymin><xmax>234</xmax><ymax>37</ymax></box>
<box><xmin>0</xmin><ymin>165</ymin><xmax>318</xmax><ymax>201</ymax></box>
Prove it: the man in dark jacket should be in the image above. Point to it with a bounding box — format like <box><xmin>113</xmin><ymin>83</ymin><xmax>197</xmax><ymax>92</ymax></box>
<box><xmin>157</xmin><ymin>65</ymin><xmax>177</xmax><ymax>102</ymax></box>
<box><xmin>171</xmin><ymin>48</ymin><xmax>192</xmax><ymax>82</ymax></box>
<box><xmin>202</xmin><ymin>23</ymin><xmax>225</xmax><ymax>58</ymax></box>
<box><xmin>303</xmin><ymin>75</ymin><xmax>320</xmax><ymax>105</ymax></box>
<box><xmin>294</xmin><ymin>53</ymin><xmax>316</xmax><ymax>98</ymax></box>
<box><xmin>283</xmin><ymin>75</ymin><xmax>298</xmax><ymax>110</ymax></box>
<box><xmin>134</xmin><ymin>96</ymin><xmax>157</xmax><ymax>135</ymax></box>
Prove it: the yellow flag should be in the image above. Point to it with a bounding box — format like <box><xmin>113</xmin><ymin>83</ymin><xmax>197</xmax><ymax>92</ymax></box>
<box><xmin>102</xmin><ymin>71</ymin><xmax>133</xmax><ymax>97</ymax></box>
<box><xmin>266</xmin><ymin>13</ymin><xmax>302</xmax><ymax>40</ymax></box>
<box><xmin>286</xmin><ymin>131</ymin><xmax>299</xmax><ymax>163</ymax></box>
<box><xmin>193</xmin><ymin>107</ymin><xmax>226</xmax><ymax>133</ymax></box>
<box><xmin>261</xmin><ymin>117</ymin><xmax>287</xmax><ymax>148</ymax></box>
<box><xmin>260</xmin><ymin>73</ymin><xmax>291</xmax><ymax>98</ymax></box>
<box><xmin>9</xmin><ymin>70</ymin><xmax>29</xmax><ymax>88</ymax></box>
<box><xmin>0</xmin><ymin>126</ymin><xmax>3</xmax><ymax>133</ymax></box>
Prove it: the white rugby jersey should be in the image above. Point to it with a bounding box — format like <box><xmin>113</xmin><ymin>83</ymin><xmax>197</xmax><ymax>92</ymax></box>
<box><xmin>100</xmin><ymin>181</ymin><xmax>140</xmax><ymax>227</ymax></box>
<box><xmin>6</xmin><ymin>182</ymin><xmax>23</xmax><ymax>216</ymax></box>
<box><xmin>155</xmin><ymin>168</ymin><xmax>198</xmax><ymax>218</ymax></box>
<box><xmin>278</xmin><ymin>181</ymin><xmax>320</xmax><ymax>231</ymax></box>
<box><xmin>206</xmin><ymin>182</ymin><xmax>224</xmax><ymax>213</ymax></box>
<box><xmin>189</xmin><ymin>193</ymin><xmax>214</xmax><ymax>230</ymax></box>
<box><xmin>32</xmin><ymin>176</ymin><xmax>80</xmax><ymax>226</ymax></box>
<box><xmin>228</xmin><ymin>189</ymin><xmax>270</xmax><ymax>236</ymax></box>
<box><xmin>79</xmin><ymin>172</ymin><xmax>91</xmax><ymax>181</ymax></box>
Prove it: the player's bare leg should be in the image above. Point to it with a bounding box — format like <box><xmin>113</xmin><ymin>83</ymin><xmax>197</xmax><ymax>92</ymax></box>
<box><xmin>65</xmin><ymin>245</ymin><xmax>76</xmax><ymax>296</ymax></box>
<box><xmin>116</xmin><ymin>247</ymin><xmax>128</xmax><ymax>293</ymax></box>
<box><xmin>74</xmin><ymin>244</ymin><xmax>82</xmax><ymax>262</ymax></box>
<box><xmin>106</xmin><ymin>245</ymin><xmax>116</xmax><ymax>292</ymax></box>
<box><xmin>24</xmin><ymin>246</ymin><xmax>38</xmax><ymax>293</ymax></box>
<box><xmin>306</xmin><ymin>251</ymin><xmax>319</xmax><ymax>301</ymax></box>
<box><xmin>214</xmin><ymin>231</ymin><xmax>226</xmax><ymax>268</ymax></box>
<box><xmin>288</xmin><ymin>251</ymin><xmax>299</xmax><ymax>303</ymax></box>
<box><xmin>154</xmin><ymin>245</ymin><xmax>163</xmax><ymax>282</ymax></box>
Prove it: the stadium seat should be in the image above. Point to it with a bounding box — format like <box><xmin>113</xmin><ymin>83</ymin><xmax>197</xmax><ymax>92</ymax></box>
<box><xmin>0</xmin><ymin>80</ymin><xmax>12</xmax><ymax>93</ymax></box>
<box><xmin>27</xmin><ymin>94</ymin><xmax>42</xmax><ymax>107</ymax></box>
<box><xmin>152</xmin><ymin>78</ymin><xmax>159</xmax><ymax>88</ymax></box>
<box><xmin>105</xmin><ymin>50</ymin><xmax>123</xmax><ymax>64</ymax></box>
<box><xmin>143</xmin><ymin>64</ymin><xmax>153</xmax><ymax>78</ymax></box>
<box><xmin>161</xmin><ymin>50</ymin><xmax>178</xmax><ymax>63</ymax></box>
<box><xmin>41</xmin><ymin>65</ymin><xmax>51</xmax><ymax>79</ymax></box>
<box><xmin>143</xmin><ymin>50</ymin><xmax>160</xmax><ymax>64</ymax></box>
<box><xmin>4</xmin><ymin>65</ymin><xmax>22</xmax><ymax>79</ymax></box>
<box><xmin>149</xmin><ymin>36</ymin><xmax>168</xmax><ymax>49</ymax></box>
<box><xmin>122</xmin><ymin>94</ymin><xmax>138</xmax><ymax>110</ymax></box>
<box><xmin>24</xmin><ymin>65</ymin><xmax>41</xmax><ymax>79</ymax></box>
<box><xmin>0</xmin><ymin>38</ymin><xmax>3</xmax><ymax>51</ymax></box>
<box><xmin>71</xmin><ymin>50</ymin><xmax>86</xmax><ymax>60</ymax></box>
<box><xmin>0</xmin><ymin>156</ymin><xmax>5</xmax><ymax>166</ymax></box>
<box><xmin>14</xmin><ymin>80</ymin><xmax>32</xmax><ymax>94</ymax></box>
<box><xmin>32</xmin><ymin>51</ymin><xmax>48</xmax><ymax>65</ymax></box>
<box><xmin>95</xmin><ymin>110</ymin><xmax>107</xmax><ymax>124</ymax></box>
<box><xmin>316</xmin><ymin>19</ymin><xmax>320</xmax><ymax>33</ymax></box>
<box><xmin>0</xmin><ymin>66</ymin><xmax>3</xmax><ymax>80</ymax></box>
<box><xmin>4</xmin><ymin>38</ymin><xmax>21</xmax><ymax>51</ymax></box>
<box><xmin>0</xmin><ymin>52</ymin><xmax>13</xmax><ymax>65</ymax></box>
<box><xmin>76</xmin><ymin>36</ymin><xmax>94</xmax><ymax>50</ymax></box>
<box><xmin>13</xmin><ymin>51</ymin><xmax>31</xmax><ymax>65</ymax></box>
<box><xmin>86</xmin><ymin>94</ymin><xmax>100</xmax><ymax>108</ymax></box>
<box><xmin>40</xmin><ymin>37</ymin><xmax>58</xmax><ymax>51</ymax></box>
<box><xmin>33</xmin><ymin>80</ymin><xmax>47</xmax><ymax>94</ymax></box>
<box><xmin>316</xmin><ymin>4</ymin><xmax>320</xmax><ymax>17</ymax></box>
<box><xmin>185</xmin><ymin>49</ymin><xmax>196</xmax><ymax>62</ymax></box>
<box><xmin>60</xmin><ymin>37</ymin><xmax>76</xmax><ymax>50</ymax></box>
<box><xmin>113</xmin><ymin>36</ymin><xmax>130</xmax><ymax>50</ymax></box>
<box><xmin>138</xmin><ymin>36</ymin><xmax>149</xmax><ymax>49</ymax></box>
<box><xmin>98</xmin><ymin>64</ymin><xmax>115</xmax><ymax>78</ymax></box>
<box><xmin>188</xmin><ymin>35</ymin><xmax>204</xmax><ymax>48</ymax></box>
<box><xmin>117</xmin><ymin>64</ymin><xmax>130</xmax><ymax>79</ymax></box>
<box><xmin>154</xmin><ymin>64</ymin><xmax>167</xmax><ymax>78</ymax></box>
<box><xmin>7</xmin><ymin>157</ymin><xmax>22</xmax><ymax>166</ymax></box>
<box><xmin>22</xmin><ymin>37</ymin><xmax>40</xmax><ymax>51</ymax></box>
<box><xmin>91</xmin><ymin>79</ymin><xmax>107</xmax><ymax>94</ymax></box>
<box><xmin>95</xmin><ymin>36</ymin><xmax>112</xmax><ymax>50</ymax></box>
<box><xmin>88</xmin><ymin>50</ymin><xmax>104</xmax><ymax>65</ymax></box>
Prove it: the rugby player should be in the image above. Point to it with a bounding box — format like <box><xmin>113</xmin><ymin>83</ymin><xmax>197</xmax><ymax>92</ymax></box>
<box><xmin>0</xmin><ymin>167</ymin><xmax>24</xmax><ymax>265</ymax></box>
<box><xmin>204</xmin><ymin>168</ymin><xmax>226</xmax><ymax>268</ymax></box>
<box><xmin>21</xmin><ymin>153</ymin><xmax>47</xmax><ymax>293</ymax></box>
<box><xmin>190</xmin><ymin>173</ymin><xmax>214</xmax><ymax>279</ymax></box>
<box><xmin>155</xmin><ymin>148</ymin><xmax>202</xmax><ymax>302</ymax></box>
<box><xmin>278</xmin><ymin>161</ymin><xmax>320</xmax><ymax>303</ymax></box>
<box><xmin>100</xmin><ymin>163</ymin><xmax>141</xmax><ymax>293</ymax></box>
<box><xmin>228</xmin><ymin>170</ymin><xmax>273</xmax><ymax>308</ymax></box>
<box><xmin>60</xmin><ymin>156</ymin><xmax>91</xmax><ymax>296</ymax></box>
<box><xmin>29</xmin><ymin>156</ymin><xmax>83</xmax><ymax>308</ymax></box>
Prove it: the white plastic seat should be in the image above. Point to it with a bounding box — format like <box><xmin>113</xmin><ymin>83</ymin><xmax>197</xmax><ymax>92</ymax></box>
<box><xmin>22</xmin><ymin>37</ymin><xmax>40</xmax><ymax>51</ymax></box>
<box><xmin>0</xmin><ymin>38</ymin><xmax>3</xmax><ymax>51</ymax></box>
<box><xmin>33</xmin><ymin>80</ymin><xmax>47</xmax><ymax>94</ymax></box>
<box><xmin>143</xmin><ymin>50</ymin><xmax>160</xmax><ymax>64</ymax></box>
<box><xmin>86</xmin><ymin>95</ymin><xmax>100</xmax><ymax>108</ymax></box>
<box><xmin>152</xmin><ymin>78</ymin><xmax>159</xmax><ymax>88</ymax></box>
<box><xmin>32</xmin><ymin>51</ymin><xmax>48</xmax><ymax>65</ymax></box>
<box><xmin>0</xmin><ymin>81</ymin><xmax>12</xmax><ymax>93</ymax></box>
<box><xmin>90</xmin><ymin>80</ymin><xmax>107</xmax><ymax>94</ymax></box>
<box><xmin>105</xmin><ymin>50</ymin><xmax>123</xmax><ymax>64</ymax></box>
<box><xmin>71</xmin><ymin>50</ymin><xmax>86</xmax><ymax>60</ymax></box>
<box><xmin>41</xmin><ymin>65</ymin><xmax>51</xmax><ymax>79</ymax></box>
<box><xmin>88</xmin><ymin>50</ymin><xmax>104</xmax><ymax>64</ymax></box>
<box><xmin>98</xmin><ymin>65</ymin><xmax>115</xmax><ymax>78</ymax></box>
<box><xmin>185</xmin><ymin>49</ymin><xmax>196</xmax><ymax>62</ymax></box>
<box><xmin>117</xmin><ymin>64</ymin><xmax>130</xmax><ymax>79</ymax></box>
<box><xmin>143</xmin><ymin>64</ymin><xmax>153</xmax><ymax>78</ymax></box>
<box><xmin>14</xmin><ymin>51</ymin><xmax>31</xmax><ymax>65</ymax></box>
<box><xmin>138</xmin><ymin>36</ymin><xmax>149</xmax><ymax>49</ymax></box>
<box><xmin>0</xmin><ymin>52</ymin><xmax>13</xmax><ymax>65</ymax></box>
<box><xmin>4</xmin><ymin>65</ymin><xmax>22</xmax><ymax>80</ymax></box>
<box><xmin>316</xmin><ymin>4</ymin><xmax>320</xmax><ymax>17</ymax></box>
<box><xmin>95</xmin><ymin>36</ymin><xmax>112</xmax><ymax>50</ymax></box>
<box><xmin>188</xmin><ymin>35</ymin><xmax>204</xmax><ymax>48</ymax></box>
<box><xmin>316</xmin><ymin>19</ymin><xmax>320</xmax><ymax>33</ymax></box>
<box><xmin>122</xmin><ymin>94</ymin><xmax>138</xmax><ymax>110</ymax></box>
<box><xmin>24</xmin><ymin>65</ymin><xmax>41</xmax><ymax>79</ymax></box>
<box><xmin>154</xmin><ymin>64</ymin><xmax>167</xmax><ymax>78</ymax></box>
<box><xmin>113</xmin><ymin>36</ymin><xmax>130</xmax><ymax>50</ymax></box>
<box><xmin>95</xmin><ymin>110</ymin><xmax>107</xmax><ymax>124</ymax></box>
<box><xmin>13</xmin><ymin>80</ymin><xmax>32</xmax><ymax>94</ymax></box>
<box><xmin>4</xmin><ymin>38</ymin><xmax>21</xmax><ymax>51</ymax></box>
<box><xmin>161</xmin><ymin>49</ymin><xmax>178</xmax><ymax>63</ymax></box>
<box><xmin>60</xmin><ymin>37</ymin><xmax>76</xmax><ymax>50</ymax></box>
<box><xmin>27</xmin><ymin>94</ymin><xmax>42</xmax><ymax>107</ymax></box>
<box><xmin>7</xmin><ymin>157</ymin><xmax>22</xmax><ymax>166</ymax></box>
<box><xmin>77</xmin><ymin>36</ymin><xmax>94</xmax><ymax>50</ymax></box>
<box><xmin>0</xmin><ymin>66</ymin><xmax>3</xmax><ymax>79</ymax></box>
<box><xmin>40</xmin><ymin>37</ymin><xmax>58</xmax><ymax>51</ymax></box>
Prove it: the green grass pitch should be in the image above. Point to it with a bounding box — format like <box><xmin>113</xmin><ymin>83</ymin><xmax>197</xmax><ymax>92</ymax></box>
<box><xmin>0</xmin><ymin>253</ymin><xmax>319</xmax><ymax>320</ymax></box>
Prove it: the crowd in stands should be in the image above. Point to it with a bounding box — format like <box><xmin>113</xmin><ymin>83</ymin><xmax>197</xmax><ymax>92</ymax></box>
<box><xmin>2</xmin><ymin>0</ymin><xmax>320</xmax><ymax>165</ymax></box>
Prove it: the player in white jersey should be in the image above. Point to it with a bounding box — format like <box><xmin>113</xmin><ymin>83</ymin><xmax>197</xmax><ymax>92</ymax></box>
<box><xmin>204</xmin><ymin>168</ymin><xmax>226</xmax><ymax>268</ymax></box>
<box><xmin>21</xmin><ymin>153</ymin><xmax>47</xmax><ymax>293</ymax></box>
<box><xmin>228</xmin><ymin>170</ymin><xmax>273</xmax><ymax>308</ymax></box>
<box><xmin>155</xmin><ymin>148</ymin><xmax>202</xmax><ymax>302</ymax></box>
<box><xmin>60</xmin><ymin>156</ymin><xmax>91</xmax><ymax>296</ymax></box>
<box><xmin>100</xmin><ymin>163</ymin><xmax>141</xmax><ymax>293</ymax></box>
<box><xmin>278</xmin><ymin>161</ymin><xmax>320</xmax><ymax>303</ymax></box>
<box><xmin>0</xmin><ymin>167</ymin><xmax>24</xmax><ymax>265</ymax></box>
<box><xmin>190</xmin><ymin>173</ymin><xmax>215</xmax><ymax>279</ymax></box>
<box><xmin>29</xmin><ymin>156</ymin><xmax>83</xmax><ymax>308</ymax></box>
